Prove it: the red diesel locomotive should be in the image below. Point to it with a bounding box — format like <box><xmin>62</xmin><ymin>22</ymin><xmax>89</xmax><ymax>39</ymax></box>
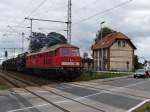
<box><xmin>2</xmin><ymin>44</ymin><xmax>82</xmax><ymax>78</ymax></box>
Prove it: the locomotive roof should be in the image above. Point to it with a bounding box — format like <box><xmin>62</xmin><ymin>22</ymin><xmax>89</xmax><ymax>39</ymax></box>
<box><xmin>27</xmin><ymin>44</ymin><xmax>78</xmax><ymax>56</ymax></box>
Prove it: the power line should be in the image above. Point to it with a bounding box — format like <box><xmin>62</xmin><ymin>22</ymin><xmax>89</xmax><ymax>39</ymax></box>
<box><xmin>10</xmin><ymin>0</ymin><xmax>37</xmax><ymax>24</ymax></box>
<box><xmin>8</xmin><ymin>26</ymin><xmax>31</xmax><ymax>29</ymax></box>
<box><xmin>73</xmin><ymin>0</ymin><xmax>98</xmax><ymax>12</ymax></box>
<box><xmin>2</xmin><ymin>0</ymin><xmax>36</xmax><ymax>37</ymax></box>
<box><xmin>17</xmin><ymin>0</ymin><xmax>48</xmax><ymax>27</ymax></box>
<box><xmin>38</xmin><ymin>27</ymin><xmax>67</xmax><ymax>32</ymax></box>
<box><xmin>45</xmin><ymin>4</ymin><xmax>68</xmax><ymax>13</ymax></box>
<box><xmin>27</xmin><ymin>0</ymin><xmax>48</xmax><ymax>17</ymax></box>
<box><xmin>25</xmin><ymin>17</ymin><xmax>67</xmax><ymax>23</ymax></box>
<box><xmin>73</xmin><ymin>0</ymin><xmax>133</xmax><ymax>25</ymax></box>
<box><xmin>24</xmin><ymin>17</ymin><xmax>68</xmax><ymax>38</ymax></box>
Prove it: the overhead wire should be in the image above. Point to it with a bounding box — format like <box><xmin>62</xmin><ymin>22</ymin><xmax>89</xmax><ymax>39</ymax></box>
<box><xmin>2</xmin><ymin>0</ymin><xmax>36</xmax><ymax>37</ymax></box>
<box><xmin>73</xmin><ymin>0</ymin><xmax>133</xmax><ymax>25</ymax></box>
<box><xmin>27</xmin><ymin>0</ymin><xmax>48</xmax><ymax>17</ymax></box>
<box><xmin>9</xmin><ymin>0</ymin><xmax>36</xmax><ymax>24</ymax></box>
<box><xmin>45</xmin><ymin>4</ymin><xmax>68</xmax><ymax>13</ymax></box>
<box><xmin>73</xmin><ymin>0</ymin><xmax>99</xmax><ymax>12</ymax></box>
<box><xmin>3</xmin><ymin>0</ymin><xmax>133</xmax><ymax>40</ymax></box>
<box><xmin>17</xmin><ymin>0</ymin><xmax>48</xmax><ymax>27</ymax></box>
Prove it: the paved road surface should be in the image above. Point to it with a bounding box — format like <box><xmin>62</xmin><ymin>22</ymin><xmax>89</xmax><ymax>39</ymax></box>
<box><xmin>0</xmin><ymin>76</ymin><xmax>150</xmax><ymax>112</ymax></box>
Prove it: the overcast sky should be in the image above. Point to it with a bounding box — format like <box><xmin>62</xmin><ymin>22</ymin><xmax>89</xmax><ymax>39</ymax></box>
<box><xmin>0</xmin><ymin>0</ymin><xmax>150</xmax><ymax>61</ymax></box>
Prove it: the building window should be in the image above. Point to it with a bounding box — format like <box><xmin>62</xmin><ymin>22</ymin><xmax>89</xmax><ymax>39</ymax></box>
<box><xmin>122</xmin><ymin>41</ymin><xmax>126</xmax><ymax>47</ymax></box>
<box><xmin>118</xmin><ymin>40</ymin><xmax>121</xmax><ymax>47</ymax></box>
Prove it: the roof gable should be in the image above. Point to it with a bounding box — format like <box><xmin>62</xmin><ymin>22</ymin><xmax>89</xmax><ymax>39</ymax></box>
<box><xmin>92</xmin><ymin>32</ymin><xmax>136</xmax><ymax>50</ymax></box>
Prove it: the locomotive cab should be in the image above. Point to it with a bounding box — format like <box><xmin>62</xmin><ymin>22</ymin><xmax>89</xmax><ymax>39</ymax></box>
<box><xmin>58</xmin><ymin>47</ymin><xmax>81</xmax><ymax>67</ymax></box>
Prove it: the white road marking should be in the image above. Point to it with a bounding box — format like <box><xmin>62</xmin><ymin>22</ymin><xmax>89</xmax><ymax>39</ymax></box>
<box><xmin>17</xmin><ymin>93</ymin><xmax>31</xmax><ymax>96</ymax></box>
<box><xmin>11</xmin><ymin>91</ymin><xmax>31</xmax><ymax>96</ymax></box>
<box><xmin>49</xmin><ymin>79</ymin><xmax>150</xmax><ymax>104</ymax></box>
<box><xmin>54</xmin><ymin>100</ymin><xmax>71</xmax><ymax>104</ymax></box>
<box><xmin>127</xmin><ymin>99</ymin><xmax>150</xmax><ymax>112</ymax></box>
<box><xmin>124</xmin><ymin>79</ymin><xmax>150</xmax><ymax>88</ymax></box>
<box><xmin>8</xmin><ymin>103</ymin><xmax>50</xmax><ymax>112</ymax></box>
<box><xmin>73</xmin><ymin>79</ymin><xmax>150</xmax><ymax>93</ymax></box>
<box><xmin>36</xmin><ymin>90</ymin><xmax>49</xmax><ymax>93</ymax></box>
<box><xmin>107</xmin><ymin>79</ymin><xmax>150</xmax><ymax>92</ymax></box>
<box><xmin>75</xmin><ymin>92</ymin><xmax>105</xmax><ymax>100</ymax></box>
<box><xmin>8</xmin><ymin>79</ymin><xmax>150</xmax><ymax>112</ymax></box>
<box><xmin>54</xmin><ymin>91</ymin><xmax>108</xmax><ymax>104</ymax></box>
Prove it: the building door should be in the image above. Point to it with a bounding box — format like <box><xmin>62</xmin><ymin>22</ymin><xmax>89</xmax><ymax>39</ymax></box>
<box><xmin>126</xmin><ymin>61</ymin><xmax>129</xmax><ymax>71</ymax></box>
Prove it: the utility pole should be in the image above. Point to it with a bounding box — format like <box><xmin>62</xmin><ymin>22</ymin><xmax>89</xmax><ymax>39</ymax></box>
<box><xmin>7</xmin><ymin>25</ymin><xmax>27</xmax><ymax>53</ymax></box>
<box><xmin>30</xmin><ymin>19</ymin><xmax>33</xmax><ymax>37</ymax></box>
<box><xmin>24</xmin><ymin>18</ymin><xmax>33</xmax><ymax>37</ymax></box>
<box><xmin>25</xmin><ymin>0</ymin><xmax>72</xmax><ymax>44</ymax></box>
<box><xmin>67</xmin><ymin>0</ymin><xmax>72</xmax><ymax>44</ymax></box>
<box><xmin>100</xmin><ymin>21</ymin><xmax>105</xmax><ymax>71</ymax></box>
<box><xmin>21</xmin><ymin>32</ymin><xmax>25</xmax><ymax>53</ymax></box>
<box><xmin>25</xmin><ymin>17</ymin><xmax>68</xmax><ymax>37</ymax></box>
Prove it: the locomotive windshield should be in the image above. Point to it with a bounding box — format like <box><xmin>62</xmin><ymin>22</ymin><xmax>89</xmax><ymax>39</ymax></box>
<box><xmin>72</xmin><ymin>50</ymin><xmax>79</xmax><ymax>56</ymax></box>
<box><xmin>61</xmin><ymin>48</ymin><xmax>79</xmax><ymax>56</ymax></box>
<box><xmin>62</xmin><ymin>48</ymin><xmax>69</xmax><ymax>56</ymax></box>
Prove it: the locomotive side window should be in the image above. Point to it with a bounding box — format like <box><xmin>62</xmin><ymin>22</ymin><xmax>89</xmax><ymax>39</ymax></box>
<box><xmin>72</xmin><ymin>50</ymin><xmax>79</xmax><ymax>56</ymax></box>
<box><xmin>62</xmin><ymin>48</ymin><xmax>69</xmax><ymax>56</ymax></box>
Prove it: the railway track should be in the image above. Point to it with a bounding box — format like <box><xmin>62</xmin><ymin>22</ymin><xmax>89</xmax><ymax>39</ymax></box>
<box><xmin>0</xmin><ymin>71</ymin><xmax>105</xmax><ymax>112</ymax></box>
<box><xmin>1</xmin><ymin>70</ymin><xmax>54</xmax><ymax>86</ymax></box>
<box><xmin>0</xmin><ymin>71</ymin><xmax>71</xmax><ymax>112</ymax></box>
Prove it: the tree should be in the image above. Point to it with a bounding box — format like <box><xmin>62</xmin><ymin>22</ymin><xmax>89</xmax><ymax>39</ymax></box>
<box><xmin>28</xmin><ymin>32</ymin><xmax>67</xmax><ymax>53</ymax></box>
<box><xmin>134</xmin><ymin>55</ymin><xmax>143</xmax><ymax>69</ymax></box>
<box><xmin>46</xmin><ymin>32</ymin><xmax>67</xmax><ymax>47</ymax></box>
<box><xmin>95</xmin><ymin>27</ymin><xmax>116</xmax><ymax>43</ymax></box>
<box><xmin>29</xmin><ymin>32</ymin><xmax>46</xmax><ymax>53</ymax></box>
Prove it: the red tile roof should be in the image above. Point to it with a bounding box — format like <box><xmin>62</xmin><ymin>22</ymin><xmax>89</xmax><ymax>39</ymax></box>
<box><xmin>92</xmin><ymin>32</ymin><xmax>136</xmax><ymax>50</ymax></box>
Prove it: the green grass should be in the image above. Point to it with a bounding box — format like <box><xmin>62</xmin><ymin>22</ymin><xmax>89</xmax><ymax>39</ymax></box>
<box><xmin>74</xmin><ymin>71</ymin><xmax>130</xmax><ymax>81</ymax></box>
<box><xmin>134</xmin><ymin>102</ymin><xmax>150</xmax><ymax>112</ymax></box>
<box><xmin>0</xmin><ymin>79</ymin><xmax>9</xmax><ymax>90</ymax></box>
<box><xmin>0</xmin><ymin>85</ymin><xmax>9</xmax><ymax>90</ymax></box>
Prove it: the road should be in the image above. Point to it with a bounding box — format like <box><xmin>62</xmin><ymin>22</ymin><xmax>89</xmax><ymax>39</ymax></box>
<box><xmin>0</xmin><ymin>76</ymin><xmax>150</xmax><ymax>112</ymax></box>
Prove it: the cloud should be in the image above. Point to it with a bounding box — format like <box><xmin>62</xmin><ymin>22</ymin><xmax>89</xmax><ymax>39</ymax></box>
<box><xmin>0</xmin><ymin>0</ymin><xmax>150</xmax><ymax>59</ymax></box>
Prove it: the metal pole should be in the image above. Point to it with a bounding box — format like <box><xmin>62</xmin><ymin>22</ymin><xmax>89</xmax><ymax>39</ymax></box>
<box><xmin>30</xmin><ymin>19</ymin><xmax>33</xmax><ymax>37</ymax></box>
<box><xmin>13</xmin><ymin>48</ymin><xmax>15</xmax><ymax>58</ymax></box>
<box><xmin>22</xmin><ymin>32</ymin><xmax>25</xmax><ymax>53</ymax></box>
<box><xmin>100</xmin><ymin>21</ymin><xmax>105</xmax><ymax>71</ymax></box>
<box><xmin>25</xmin><ymin>17</ymin><xmax>68</xmax><ymax>38</ymax></box>
<box><xmin>25</xmin><ymin>17</ymin><xmax>67</xmax><ymax>23</ymax></box>
<box><xmin>67</xmin><ymin>0</ymin><xmax>72</xmax><ymax>44</ymax></box>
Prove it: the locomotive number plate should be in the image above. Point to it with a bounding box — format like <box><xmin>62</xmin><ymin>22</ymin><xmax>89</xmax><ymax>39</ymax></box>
<box><xmin>61</xmin><ymin>62</ymin><xmax>80</xmax><ymax>66</ymax></box>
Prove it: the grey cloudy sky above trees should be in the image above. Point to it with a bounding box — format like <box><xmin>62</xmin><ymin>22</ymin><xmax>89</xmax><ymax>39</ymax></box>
<box><xmin>0</xmin><ymin>0</ymin><xmax>150</xmax><ymax>60</ymax></box>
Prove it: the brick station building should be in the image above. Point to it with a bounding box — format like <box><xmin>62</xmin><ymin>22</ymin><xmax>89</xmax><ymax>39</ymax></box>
<box><xmin>92</xmin><ymin>32</ymin><xmax>136</xmax><ymax>72</ymax></box>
